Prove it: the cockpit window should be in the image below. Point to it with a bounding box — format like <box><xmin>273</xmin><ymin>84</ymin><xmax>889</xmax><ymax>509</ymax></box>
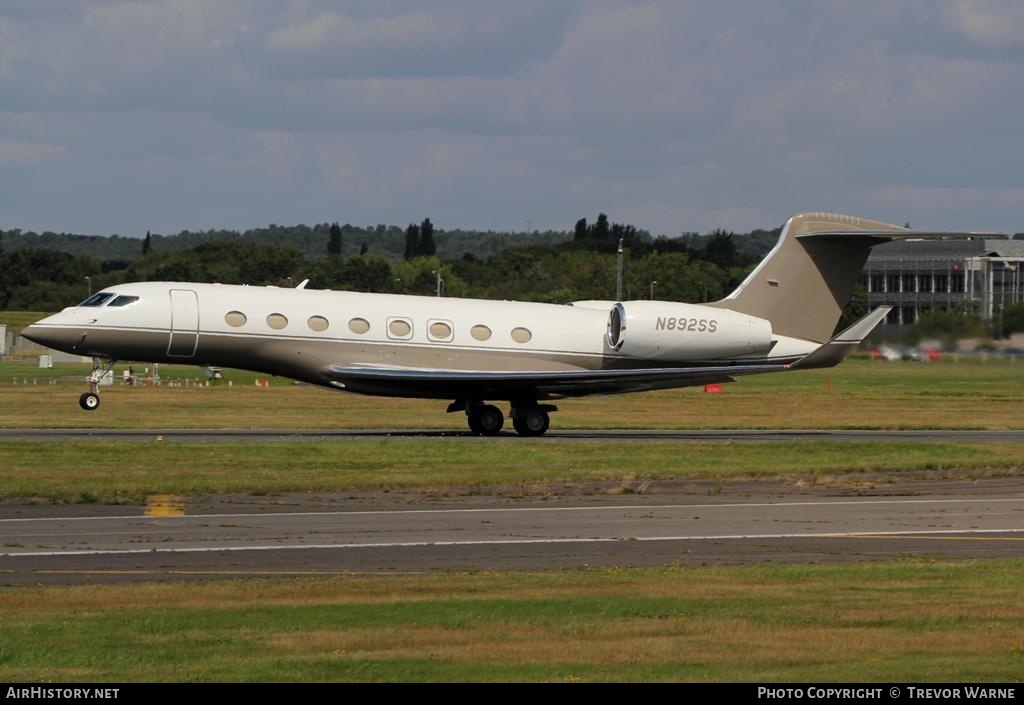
<box><xmin>108</xmin><ymin>295</ymin><xmax>140</xmax><ymax>307</ymax></box>
<box><xmin>79</xmin><ymin>292</ymin><xmax>115</xmax><ymax>307</ymax></box>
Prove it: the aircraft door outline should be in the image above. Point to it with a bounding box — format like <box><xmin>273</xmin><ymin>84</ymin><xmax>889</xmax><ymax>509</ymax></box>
<box><xmin>168</xmin><ymin>289</ymin><xmax>199</xmax><ymax>357</ymax></box>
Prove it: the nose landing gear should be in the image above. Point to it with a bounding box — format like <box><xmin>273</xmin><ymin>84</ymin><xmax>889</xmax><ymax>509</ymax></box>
<box><xmin>79</xmin><ymin>357</ymin><xmax>117</xmax><ymax>411</ymax></box>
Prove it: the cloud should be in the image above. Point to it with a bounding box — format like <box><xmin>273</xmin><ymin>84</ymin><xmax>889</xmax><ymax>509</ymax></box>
<box><xmin>0</xmin><ymin>140</ymin><xmax>69</xmax><ymax>165</ymax></box>
<box><xmin>267</xmin><ymin>11</ymin><xmax>462</xmax><ymax>54</ymax></box>
<box><xmin>1</xmin><ymin>2</ymin><xmax>1024</xmax><ymax>236</ymax></box>
<box><xmin>946</xmin><ymin>0</ymin><xmax>1024</xmax><ymax>49</ymax></box>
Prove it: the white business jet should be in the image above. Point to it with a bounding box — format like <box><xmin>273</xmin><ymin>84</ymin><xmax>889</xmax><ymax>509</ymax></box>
<box><xmin>21</xmin><ymin>212</ymin><xmax>976</xmax><ymax>436</ymax></box>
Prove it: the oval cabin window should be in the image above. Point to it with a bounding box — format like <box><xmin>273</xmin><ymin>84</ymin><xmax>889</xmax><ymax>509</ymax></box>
<box><xmin>348</xmin><ymin>318</ymin><xmax>370</xmax><ymax>334</ymax></box>
<box><xmin>511</xmin><ymin>327</ymin><xmax>532</xmax><ymax>344</ymax></box>
<box><xmin>470</xmin><ymin>325</ymin><xmax>492</xmax><ymax>341</ymax></box>
<box><xmin>307</xmin><ymin>315</ymin><xmax>329</xmax><ymax>332</ymax></box>
<box><xmin>225</xmin><ymin>311</ymin><xmax>247</xmax><ymax>327</ymax></box>
<box><xmin>388</xmin><ymin>319</ymin><xmax>412</xmax><ymax>338</ymax></box>
<box><xmin>266</xmin><ymin>313</ymin><xmax>288</xmax><ymax>330</ymax></box>
<box><xmin>429</xmin><ymin>321</ymin><xmax>452</xmax><ymax>341</ymax></box>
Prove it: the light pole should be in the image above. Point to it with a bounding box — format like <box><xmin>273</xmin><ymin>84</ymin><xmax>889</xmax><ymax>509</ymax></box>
<box><xmin>85</xmin><ymin>276</ymin><xmax>91</xmax><ymax>297</ymax></box>
<box><xmin>433</xmin><ymin>270</ymin><xmax>444</xmax><ymax>297</ymax></box>
<box><xmin>616</xmin><ymin>238</ymin><xmax>624</xmax><ymax>301</ymax></box>
<box><xmin>650</xmin><ymin>280</ymin><xmax>657</xmax><ymax>300</ymax></box>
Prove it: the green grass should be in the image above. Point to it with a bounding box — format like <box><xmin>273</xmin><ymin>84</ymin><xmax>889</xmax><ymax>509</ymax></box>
<box><xmin>2</xmin><ymin>357</ymin><xmax>1024</xmax><ymax>430</ymax></box>
<box><xmin>0</xmin><ymin>311</ymin><xmax>50</xmax><ymax>335</ymax></box>
<box><xmin>0</xmin><ymin>439</ymin><xmax>1020</xmax><ymax>503</ymax></box>
<box><xmin>2</xmin><ymin>561</ymin><xmax>1022</xmax><ymax>681</ymax></box>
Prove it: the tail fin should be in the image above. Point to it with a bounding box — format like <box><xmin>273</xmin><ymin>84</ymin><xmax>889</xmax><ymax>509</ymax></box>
<box><xmin>708</xmin><ymin>212</ymin><xmax>906</xmax><ymax>343</ymax></box>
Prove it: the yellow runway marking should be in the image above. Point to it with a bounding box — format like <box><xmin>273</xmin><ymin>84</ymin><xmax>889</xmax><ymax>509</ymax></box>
<box><xmin>144</xmin><ymin>494</ymin><xmax>185</xmax><ymax>517</ymax></box>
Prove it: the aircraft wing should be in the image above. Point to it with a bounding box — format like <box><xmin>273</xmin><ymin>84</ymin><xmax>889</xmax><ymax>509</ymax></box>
<box><xmin>326</xmin><ymin>363</ymin><xmax>787</xmax><ymax>400</ymax></box>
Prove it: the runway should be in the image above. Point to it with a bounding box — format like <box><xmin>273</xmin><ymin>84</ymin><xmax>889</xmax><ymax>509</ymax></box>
<box><xmin>4</xmin><ymin>428</ymin><xmax>1024</xmax><ymax>442</ymax></box>
<box><xmin>3</xmin><ymin>478</ymin><xmax>1023</xmax><ymax>585</ymax></box>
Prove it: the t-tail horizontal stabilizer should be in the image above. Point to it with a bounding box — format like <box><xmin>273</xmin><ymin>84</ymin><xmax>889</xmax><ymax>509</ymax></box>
<box><xmin>790</xmin><ymin>306</ymin><xmax>892</xmax><ymax>370</ymax></box>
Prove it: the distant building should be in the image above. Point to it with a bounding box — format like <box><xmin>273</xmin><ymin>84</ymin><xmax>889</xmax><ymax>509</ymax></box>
<box><xmin>861</xmin><ymin>238</ymin><xmax>1024</xmax><ymax>331</ymax></box>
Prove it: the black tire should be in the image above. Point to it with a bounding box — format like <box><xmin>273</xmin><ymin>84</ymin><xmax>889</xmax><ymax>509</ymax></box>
<box><xmin>513</xmin><ymin>409</ymin><xmax>549</xmax><ymax>436</ymax></box>
<box><xmin>79</xmin><ymin>392</ymin><xmax>100</xmax><ymax>411</ymax></box>
<box><xmin>467</xmin><ymin>413</ymin><xmax>484</xmax><ymax>435</ymax></box>
<box><xmin>477</xmin><ymin>405</ymin><xmax>504</xmax><ymax>435</ymax></box>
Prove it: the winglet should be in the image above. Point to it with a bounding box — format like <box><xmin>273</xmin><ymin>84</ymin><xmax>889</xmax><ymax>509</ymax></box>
<box><xmin>790</xmin><ymin>306</ymin><xmax>891</xmax><ymax>370</ymax></box>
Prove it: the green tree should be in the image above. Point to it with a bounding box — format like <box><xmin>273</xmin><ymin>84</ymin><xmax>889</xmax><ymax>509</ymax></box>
<box><xmin>142</xmin><ymin>231</ymin><xmax>151</xmax><ymax>255</ymax></box>
<box><xmin>328</xmin><ymin>222</ymin><xmax>342</xmax><ymax>256</ymax></box>
<box><xmin>909</xmin><ymin>303</ymin><xmax>988</xmax><ymax>345</ymax></box>
<box><xmin>592</xmin><ymin>213</ymin><xmax>610</xmax><ymax>246</ymax></box>
<box><xmin>573</xmin><ymin>218</ymin><xmax>587</xmax><ymax>242</ymax></box>
<box><xmin>996</xmin><ymin>302</ymin><xmax>1024</xmax><ymax>338</ymax></box>
<box><xmin>417</xmin><ymin>218</ymin><xmax>436</xmax><ymax>257</ymax></box>
<box><xmin>403</xmin><ymin>224</ymin><xmax>420</xmax><ymax>261</ymax></box>
<box><xmin>703</xmin><ymin>229</ymin><xmax>738</xmax><ymax>268</ymax></box>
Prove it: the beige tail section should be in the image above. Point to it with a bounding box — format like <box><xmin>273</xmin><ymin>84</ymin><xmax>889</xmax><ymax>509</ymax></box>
<box><xmin>708</xmin><ymin>212</ymin><xmax>907</xmax><ymax>343</ymax></box>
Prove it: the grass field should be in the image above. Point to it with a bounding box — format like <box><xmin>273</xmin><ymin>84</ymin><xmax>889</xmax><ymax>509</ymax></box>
<box><xmin>0</xmin><ymin>311</ymin><xmax>50</xmax><ymax>335</ymax></box>
<box><xmin>1</xmin><ymin>561</ymin><xmax>1022</xmax><ymax>682</ymax></box>
<box><xmin>2</xmin><ymin>357</ymin><xmax>1024</xmax><ymax>430</ymax></box>
<box><xmin>3</xmin><ymin>351</ymin><xmax>1024</xmax><ymax>683</ymax></box>
<box><xmin>0</xmin><ymin>439</ymin><xmax>1020</xmax><ymax>503</ymax></box>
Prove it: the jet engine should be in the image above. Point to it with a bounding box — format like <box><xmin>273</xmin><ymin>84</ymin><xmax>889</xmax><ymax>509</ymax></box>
<box><xmin>607</xmin><ymin>301</ymin><xmax>773</xmax><ymax>361</ymax></box>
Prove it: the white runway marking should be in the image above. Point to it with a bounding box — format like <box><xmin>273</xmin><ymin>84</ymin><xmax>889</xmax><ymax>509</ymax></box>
<box><xmin>6</xmin><ymin>528</ymin><xmax>1024</xmax><ymax>558</ymax></box>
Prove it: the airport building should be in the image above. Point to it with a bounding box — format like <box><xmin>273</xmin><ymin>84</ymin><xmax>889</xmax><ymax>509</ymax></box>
<box><xmin>861</xmin><ymin>238</ymin><xmax>1024</xmax><ymax>332</ymax></box>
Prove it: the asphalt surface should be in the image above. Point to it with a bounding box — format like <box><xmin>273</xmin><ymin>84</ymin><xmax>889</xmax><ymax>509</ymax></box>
<box><xmin>4</xmin><ymin>428</ymin><xmax>1024</xmax><ymax>442</ymax></box>
<box><xmin>3</xmin><ymin>477</ymin><xmax>1023</xmax><ymax>585</ymax></box>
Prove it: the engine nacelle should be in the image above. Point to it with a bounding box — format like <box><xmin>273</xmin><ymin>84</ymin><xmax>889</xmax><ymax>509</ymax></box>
<box><xmin>607</xmin><ymin>301</ymin><xmax>773</xmax><ymax>362</ymax></box>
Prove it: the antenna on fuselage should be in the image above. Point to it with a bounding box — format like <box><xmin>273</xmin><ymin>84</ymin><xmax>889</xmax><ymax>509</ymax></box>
<box><xmin>296</xmin><ymin>279</ymin><xmax>309</xmax><ymax>289</ymax></box>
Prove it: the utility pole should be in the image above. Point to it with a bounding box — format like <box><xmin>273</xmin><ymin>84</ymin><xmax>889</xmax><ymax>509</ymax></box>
<box><xmin>616</xmin><ymin>238</ymin><xmax>624</xmax><ymax>301</ymax></box>
<box><xmin>650</xmin><ymin>280</ymin><xmax>657</xmax><ymax>300</ymax></box>
<box><xmin>433</xmin><ymin>270</ymin><xmax>444</xmax><ymax>297</ymax></box>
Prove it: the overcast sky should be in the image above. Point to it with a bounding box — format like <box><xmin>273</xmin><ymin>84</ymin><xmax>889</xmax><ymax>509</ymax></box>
<box><xmin>2</xmin><ymin>0</ymin><xmax>1024</xmax><ymax>237</ymax></box>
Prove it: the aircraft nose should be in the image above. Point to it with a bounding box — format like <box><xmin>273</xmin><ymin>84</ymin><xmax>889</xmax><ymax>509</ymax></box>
<box><xmin>20</xmin><ymin>320</ymin><xmax>83</xmax><ymax>353</ymax></box>
<box><xmin>20</xmin><ymin>324</ymin><xmax>52</xmax><ymax>347</ymax></box>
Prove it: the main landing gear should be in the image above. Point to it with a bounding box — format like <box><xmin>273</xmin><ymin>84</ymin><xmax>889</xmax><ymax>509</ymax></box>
<box><xmin>79</xmin><ymin>357</ymin><xmax>117</xmax><ymax>411</ymax></box>
<box><xmin>448</xmin><ymin>400</ymin><xmax>558</xmax><ymax>437</ymax></box>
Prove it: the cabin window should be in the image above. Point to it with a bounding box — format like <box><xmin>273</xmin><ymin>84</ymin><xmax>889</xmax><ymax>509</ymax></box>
<box><xmin>79</xmin><ymin>292</ymin><xmax>115</xmax><ymax>307</ymax></box>
<box><xmin>225</xmin><ymin>311</ymin><xmax>247</xmax><ymax>327</ymax></box>
<box><xmin>348</xmin><ymin>318</ymin><xmax>370</xmax><ymax>334</ymax></box>
<box><xmin>428</xmin><ymin>320</ymin><xmax>453</xmax><ymax>342</ymax></box>
<box><xmin>266</xmin><ymin>313</ymin><xmax>288</xmax><ymax>330</ymax></box>
<box><xmin>108</xmin><ymin>295</ymin><xmax>139</xmax><ymax>307</ymax></box>
<box><xmin>511</xmin><ymin>327</ymin><xmax>532</xmax><ymax>344</ymax></box>
<box><xmin>307</xmin><ymin>315</ymin><xmax>329</xmax><ymax>332</ymax></box>
<box><xmin>387</xmin><ymin>317</ymin><xmax>413</xmax><ymax>340</ymax></box>
<box><xmin>470</xmin><ymin>324</ymin><xmax>492</xmax><ymax>341</ymax></box>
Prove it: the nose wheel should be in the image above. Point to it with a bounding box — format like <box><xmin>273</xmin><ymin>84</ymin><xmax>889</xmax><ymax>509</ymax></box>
<box><xmin>79</xmin><ymin>357</ymin><xmax>117</xmax><ymax>411</ymax></box>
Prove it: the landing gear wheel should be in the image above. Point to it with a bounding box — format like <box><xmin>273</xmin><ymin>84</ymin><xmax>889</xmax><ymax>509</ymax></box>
<box><xmin>80</xmin><ymin>357</ymin><xmax>116</xmax><ymax>411</ymax></box>
<box><xmin>476</xmin><ymin>404</ymin><xmax>504</xmax><ymax>436</ymax></box>
<box><xmin>467</xmin><ymin>413</ymin><xmax>484</xmax><ymax>435</ymax></box>
<box><xmin>513</xmin><ymin>409</ymin><xmax>550</xmax><ymax>436</ymax></box>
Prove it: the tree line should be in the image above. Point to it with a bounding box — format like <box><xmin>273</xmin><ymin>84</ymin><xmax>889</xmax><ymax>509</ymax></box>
<box><xmin>0</xmin><ymin>214</ymin><xmax>768</xmax><ymax>312</ymax></box>
<box><xmin>4</xmin><ymin>214</ymin><xmax>1021</xmax><ymax>341</ymax></box>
